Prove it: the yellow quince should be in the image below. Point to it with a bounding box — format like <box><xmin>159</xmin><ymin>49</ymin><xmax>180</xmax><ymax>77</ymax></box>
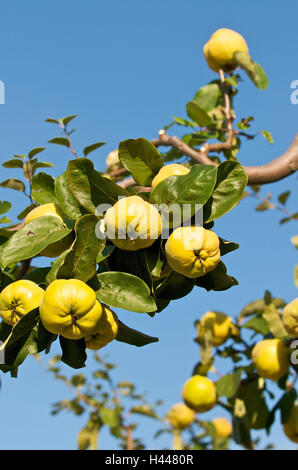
<box><xmin>212</xmin><ymin>417</ymin><xmax>233</xmax><ymax>438</ymax></box>
<box><xmin>199</xmin><ymin>311</ymin><xmax>233</xmax><ymax>346</ymax></box>
<box><xmin>283</xmin><ymin>404</ymin><xmax>298</xmax><ymax>443</ymax></box>
<box><xmin>104</xmin><ymin>196</ymin><xmax>162</xmax><ymax>251</ymax></box>
<box><xmin>167</xmin><ymin>403</ymin><xmax>195</xmax><ymax>429</ymax></box>
<box><xmin>85</xmin><ymin>305</ymin><xmax>118</xmax><ymax>350</ymax></box>
<box><xmin>0</xmin><ymin>280</ymin><xmax>44</xmax><ymax>326</ymax></box>
<box><xmin>251</xmin><ymin>338</ymin><xmax>289</xmax><ymax>381</ymax></box>
<box><xmin>39</xmin><ymin>279</ymin><xmax>103</xmax><ymax>340</ymax></box>
<box><xmin>165</xmin><ymin>226</ymin><xmax>220</xmax><ymax>279</ymax></box>
<box><xmin>182</xmin><ymin>375</ymin><xmax>216</xmax><ymax>413</ymax></box>
<box><xmin>151</xmin><ymin>164</ymin><xmax>190</xmax><ymax>190</ymax></box>
<box><xmin>204</xmin><ymin>28</ymin><xmax>248</xmax><ymax>72</ymax></box>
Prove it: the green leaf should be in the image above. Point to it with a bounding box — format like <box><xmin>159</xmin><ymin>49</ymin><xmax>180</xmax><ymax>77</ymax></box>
<box><xmin>36</xmin><ymin>322</ymin><xmax>57</xmax><ymax>354</ymax></box>
<box><xmin>150</xmin><ymin>164</ymin><xmax>217</xmax><ymax>228</ymax></box>
<box><xmin>66</xmin><ymin>158</ymin><xmax>127</xmax><ymax>213</ymax></box>
<box><xmin>0</xmin><ymin>217</ymin><xmax>10</xmax><ymax>224</ymax></box>
<box><xmin>119</xmin><ymin>138</ymin><xmax>163</xmax><ymax>186</ymax></box>
<box><xmin>45</xmin><ymin>249</ymin><xmax>70</xmax><ymax>285</ymax></box>
<box><xmin>262</xmin><ymin>303</ymin><xmax>288</xmax><ymax>339</ymax></box>
<box><xmin>48</xmin><ymin>137</ymin><xmax>70</xmax><ymax>147</ymax></box>
<box><xmin>186</xmin><ymin>101</ymin><xmax>212</xmax><ymax>126</ymax></box>
<box><xmin>242</xmin><ymin>316</ymin><xmax>270</xmax><ymax>335</ymax></box>
<box><xmin>57</xmin><ymin>215</ymin><xmax>105</xmax><ymax>282</ymax></box>
<box><xmin>216</xmin><ymin>370</ymin><xmax>242</xmax><ymax>398</ymax></box>
<box><xmin>45</xmin><ymin>118</ymin><xmax>59</xmax><ymax>124</ymax></box>
<box><xmin>59</xmin><ymin>336</ymin><xmax>86</xmax><ymax>369</ymax></box>
<box><xmin>55</xmin><ymin>172</ymin><xmax>84</xmax><ymax>220</ymax></box>
<box><xmin>0</xmin><ymin>201</ymin><xmax>11</xmax><ymax>216</ymax></box>
<box><xmin>17</xmin><ymin>204</ymin><xmax>38</xmax><ymax>220</ymax></box>
<box><xmin>28</xmin><ymin>147</ymin><xmax>46</xmax><ymax>159</ymax></box>
<box><xmin>278</xmin><ymin>191</ymin><xmax>290</xmax><ymax>206</ymax></box>
<box><xmin>100</xmin><ymin>407</ymin><xmax>121</xmax><ymax>428</ymax></box>
<box><xmin>195</xmin><ymin>261</ymin><xmax>238</xmax><ymax>291</ymax></box>
<box><xmin>193</xmin><ymin>83</ymin><xmax>221</xmax><ymax>111</ymax></box>
<box><xmin>96</xmin><ymin>271</ymin><xmax>157</xmax><ymax>313</ymax></box>
<box><xmin>2</xmin><ymin>159</ymin><xmax>24</xmax><ymax>169</ymax></box>
<box><xmin>1</xmin><ymin>216</ymin><xmax>72</xmax><ymax>267</ymax></box>
<box><xmin>130</xmin><ymin>405</ymin><xmax>158</xmax><ymax>419</ymax></box>
<box><xmin>219</xmin><ymin>238</ymin><xmax>239</xmax><ymax>256</ymax></box>
<box><xmin>233</xmin><ymin>51</ymin><xmax>269</xmax><ymax>90</ymax></box>
<box><xmin>279</xmin><ymin>389</ymin><xmax>297</xmax><ymax>424</ymax></box>
<box><xmin>232</xmin><ymin>415</ymin><xmax>252</xmax><ymax>450</ymax></box>
<box><xmin>261</xmin><ymin>130</ymin><xmax>274</xmax><ymax>144</ymax></box>
<box><xmin>96</xmin><ymin>244</ymin><xmax>115</xmax><ymax>263</ymax></box>
<box><xmin>237</xmin><ymin>379</ymin><xmax>269</xmax><ymax>430</ymax></box>
<box><xmin>172</xmin><ymin>116</ymin><xmax>197</xmax><ymax>127</ymax></box>
<box><xmin>204</xmin><ymin>161</ymin><xmax>248</xmax><ymax>222</ymax></box>
<box><xmin>155</xmin><ymin>271</ymin><xmax>195</xmax><ymax>300</ymax></box>
<box><xmin>60</xmin><ymin>115</ymin><xmax>78</xmax><ymax>126</ymax></box>
<box><xmin>83</xmin><ymin>142</ymin><xmax>106</xmax><ymax>156</ymax></box>
<box><xmin>294</xmin><ymin>264</ymin><xmax>298</xmax><ymax>288</ymax></box>
<box><xmin>116</xmin><ymin>320</ymin><xmax>158</xmax><ymax>347</ymax></box>
<box><xmin>31</xmin><ymin>172</ymin><xmax>56</xmax><ymax>204</ymax></box>
<box><xmin>0</xmin><ymin>178</ymin><xmax>25</xmax><ymax>192</ymax></box>
<box><xmin>32</xmin><ymin>162</ymin><xmax>54</xmax><ymax>171</ymax></box>
<box><xmin>24</xmin><ymin>267</ymin><xmax>51</xmax><ymax>284</ymax></box>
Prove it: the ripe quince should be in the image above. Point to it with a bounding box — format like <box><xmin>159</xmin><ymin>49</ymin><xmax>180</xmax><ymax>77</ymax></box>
<box><xmin>106</xmin><ymin>149</ymin><xmax>119</xmax><ymax>168</ymax></box>
<box><xmin>212</xmin><ymin>417</ymin><xmax>233</xmax><ymax>438</ymax></box>
<box><xmin>204</xmin><ymin>28</ymin><xmax>248</xmax><ymax>72</ymax></box>
<box><xmin>167</xmin><ymin>403</ymin><xmax>195</xmax><ymax>429</ymax></box>
<box><xmin>85</xmin><ymin>305</ymin><xmax>118</xmax><ymax>350</ymax></box>
<box><xmin>251</xmin><ymin>338</ymin><xmax>289</xmax><ymax>381</ymax></box>
<box><xmin>39</xmin><ymin>279</ymin><xmax>103</xmax><ymax>340</ymax></box>
<box><xmin>283</xmin><ymin>298</ymin><xmax>298</xmax><ymax>337</ymax></box>
<box><xmin>25</xmin><ymin>203</ymin><xmax>73</xmax><ymax>258</ymax></box>
<box><xmin>199</xmin><ymin>311</ymin><xmax>233</xmax><ymax>346</ymax></box>
<box><xmin>151</xmin><ymin>164</ymin><xmax>190</xmax><ymax>190</ymax></box>
<box><xmin>283</xmin><ymin>404</ymin><xmax>298</xmax><ymax>443</ymax></box>
<box><xmin>182</xmin><ymin>375</ymin><xmax>216</xmax><ymax>413</ymax></box>
<box><xmin>165</xmin><ymin>226</ymin><xmax>220</xmax><ymax>279</ymax></box>
<box><xmin>0</xmin><ymin>280</ymin><xmax>44</xmax><ymax>326</ymax></box>
<box><xmin>104</xmin><ymin>196</ymin><xmax>162</xmax><ymax>251</ymax></box>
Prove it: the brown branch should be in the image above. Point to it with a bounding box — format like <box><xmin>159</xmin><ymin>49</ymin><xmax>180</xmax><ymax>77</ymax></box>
<box><xmin>16</xmin><ymin>259</ymin><xmax>31</xmax><ymax>280</ymax></box>
<box><xmin>58</xmin><ymin>121</ymin><xmax>79</xmax><ymax>159</ymax></box>
<box><xmin>153</xmin><ymin>131</ymin><xmax>298</xmax><ymax>185</ymax></box>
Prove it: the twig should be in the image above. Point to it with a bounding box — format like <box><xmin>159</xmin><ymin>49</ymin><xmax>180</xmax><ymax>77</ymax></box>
<box><xmin>59</xmin><ymin>121</ymin><xmax>79</xmax><ymax>159</ymax></box>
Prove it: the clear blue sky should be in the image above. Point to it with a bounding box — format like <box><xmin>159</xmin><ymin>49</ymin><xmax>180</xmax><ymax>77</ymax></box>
<box><xmin>0</xmin><ymin>0</ymin><xmax>297</xmax><ymax>450</ymax></box>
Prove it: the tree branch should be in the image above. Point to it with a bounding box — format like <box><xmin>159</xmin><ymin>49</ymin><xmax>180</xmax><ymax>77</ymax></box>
<box><xmin>152</xmin><ymin>131</ymin><xmax>298</xmax><ymax>185</ymax></box>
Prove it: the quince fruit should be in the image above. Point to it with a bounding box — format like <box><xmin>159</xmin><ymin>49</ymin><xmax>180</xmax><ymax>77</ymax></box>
<box><xmin>167</xmin><ymin>403</ymin><xmax>195</xmax><ymax>429</ymax></box>
<box><xmin>165</xmin><ymin>226</ymin><xmax>220</xmax><ymax>279</ymax></box>
<box><xmin>251</xmin><ymin>338</ymin><xmax>289</xmax><ymax>381</ymax></box>
<box><xmin>39</xmin><ymin>279</ymin><xmax>103</xmax><ymax>340</ymax></box>
<box><xmin>283</xmin><ymin>404</ymin><xmax>298</xmax><ymax>443</ymax></box>
<box><xmin>25</xmin><ymin>203</ymin><xmax>73</xmax><ymax>258</ymax></box>
<box><xmin>212</xmin><ymin>417</ymin><xmax>233</xmax><ymax>438</ymax></box>
<box><xmin>204</xmin><ymin>28</ymin><xmax>248</xmax><ymax>72</ymax></box>
<box><xmin>151</xmin><ymin>164</ymin><xmax>190</xmax><ymax>190</ymax></box>
<box><xmin>283</xmin><ymin>298</ymin><xmax>298</xmax><ymax>337</ymax></box>
<box><xmin>104</xmin><ymin>195</ymin><xmax>162</xmax><ymax>251</ymax></box>
<box><xmin>85</xmin><ymin>305</ymin><xmax>118</xmax><ymax>350</ymax></box>
<box><xmin>106</xmin><ymin>149</ymin><xmax>119</xmax><ymax>168</ymax></box>
<box><xmin>182</xmin><ymin>375</ymin><xmax>216</xmax><ymax>413</ymax></box>
<box><xmin>0</xmin><ymin>280</ymin><xmax>44</xmax><ymax>326</ymax></box>
<box><xmin>199</xmin><ymin>311</ymin><xmax>233</xmax><ymax>346</ymax></box>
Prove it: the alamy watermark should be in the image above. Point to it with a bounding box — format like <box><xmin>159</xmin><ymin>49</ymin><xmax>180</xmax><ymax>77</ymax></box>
<box><xmin>290</xmin><ymin>80</ymin><xmax>298</xmax><ymax>104</ymax></box>
<box><xmin>94</xmin><ymin>198</ymin><xmax>203</xmax><ymax>247</ymax></box>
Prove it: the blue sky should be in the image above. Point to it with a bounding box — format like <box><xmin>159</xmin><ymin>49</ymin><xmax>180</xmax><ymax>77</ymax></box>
<box><xmin>0</xmin><ymin>0</ymin><xmax>297</xmax><ymax>450</ymax></box>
